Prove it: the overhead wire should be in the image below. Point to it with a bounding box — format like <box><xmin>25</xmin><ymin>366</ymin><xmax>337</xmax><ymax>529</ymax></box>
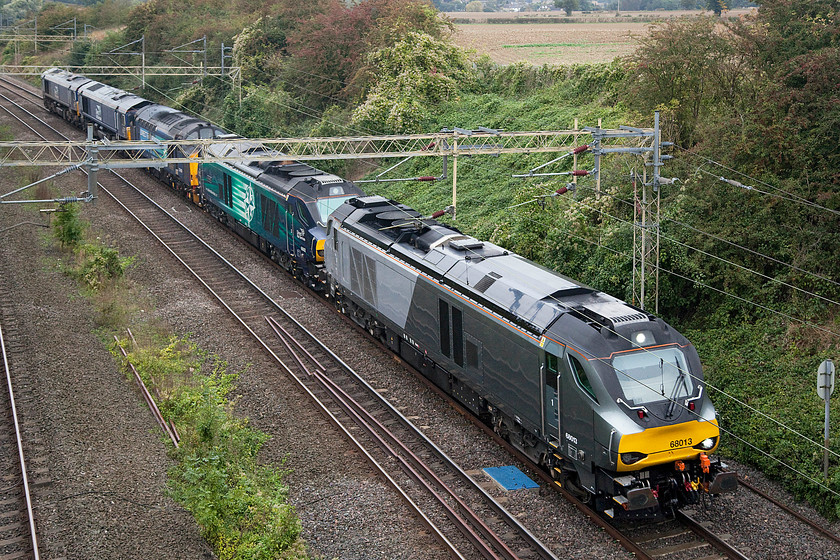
<box><xmin>434</xmin><ymin>157</ymin><xmax>840</xmax><ymax>476</ymax></box>
<box><xmin>376</xmin><ymin>159</ymin><xmax>840</xmax><ymax>469</ymax></box>
<box><xmin>501</xmin><ymin>182</ymin><xmax>840</xmax><ymax>456</ymax></box>
<box><xmin>562</xmin><ymin>182</ymin><xmax>840</xmax><ymax>309</ymax></box>
<box><xmin>677</xmin><ymin>148</ymin><xmax>840</xmax><ymax>218</ymax></box>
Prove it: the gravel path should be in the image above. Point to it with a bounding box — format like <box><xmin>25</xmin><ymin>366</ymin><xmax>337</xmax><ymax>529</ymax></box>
<box><xmin>1</xmin><ymin>85</ymin><xmax>839</xmax><ymax>560</ymax></box>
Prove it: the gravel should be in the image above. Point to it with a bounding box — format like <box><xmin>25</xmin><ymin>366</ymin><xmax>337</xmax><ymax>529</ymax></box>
<box><xmin>2</xmin><ymin>84</ymin><xmax>839</xmax><ymax>560</ymax></box>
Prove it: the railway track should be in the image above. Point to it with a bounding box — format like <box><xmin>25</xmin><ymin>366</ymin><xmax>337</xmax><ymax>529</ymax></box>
<box><xmin>98</xmin><ymin>168</ymin><xmax>558</xmax><ymax>559</ymax></box>
<box><xmin>0</xmin><ymin>77</ymin><xmax>559</xmax><ymax>558</ymax></box>
<box><xmin>0</xmin><ymin>275</ymin><xmax>41</xmax><ymax>560</ymax></box>
<box><xmin>3</xmin><ymin>73</ymin><xmax>840</xmax><ymax>559</ymax></box>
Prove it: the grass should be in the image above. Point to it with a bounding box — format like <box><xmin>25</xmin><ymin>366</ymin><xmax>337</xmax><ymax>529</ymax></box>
<box><xmin>502</xmin><ymin>42</ymin><xmax>622</xmax><ymax>48</ymax></box>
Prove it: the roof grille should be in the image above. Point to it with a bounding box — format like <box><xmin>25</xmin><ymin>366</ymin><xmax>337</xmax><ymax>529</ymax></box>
<box><xmin>611</xmin><ymin>312</ymin><xmax>648</xmax><ymax>325</ymax></box>
<box><xmin>474</xmin><ymin>272</ymin><xmax>502</xmax><ymax>293</ymax></box>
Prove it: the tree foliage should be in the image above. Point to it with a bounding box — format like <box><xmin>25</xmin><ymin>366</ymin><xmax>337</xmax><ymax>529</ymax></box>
<box><xmin>623</xmin><ymin>16</ymin><xmax>749</xmax><ymax>146</ymax></box>
<box><xmin>555</xmin><ymin>0</ymin><xmax>578</xmax><ymax>16</ymax></box>
<box><xmin>232</xmin><ymin>15</ymin><xmax>290</xmax><ymax>85</ymax></box>
<box><xmin>283</xmin><ymin>0</ymin><xmax>452</xmax><ymax>108</ymax></box>
<box><xmin>352</xmin><ymin>30</ymin><xmax>472</xmax><ymax>133</ymax></box>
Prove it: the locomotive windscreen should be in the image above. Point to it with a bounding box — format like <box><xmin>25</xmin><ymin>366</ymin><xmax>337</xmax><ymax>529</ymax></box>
<box><xmin>612</xmin><ymin>347</ymin><xmax>693</xmax><ymax>405</ymax></box>
<box><xmin>316</xmin><ymin>195</ymin><xmax>357</xmax><ymax>224</ymax></box>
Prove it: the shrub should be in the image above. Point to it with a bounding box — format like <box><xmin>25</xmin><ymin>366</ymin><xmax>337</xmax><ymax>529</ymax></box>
<box><xmin>53</xmin><ymin>203</ymin><xmax>86</xmax><ymax>249</ymax></box>
<box><xmin>115</xmin><ymin>336</ymin><xmax>308</xmax><ymax>559</ymax></box>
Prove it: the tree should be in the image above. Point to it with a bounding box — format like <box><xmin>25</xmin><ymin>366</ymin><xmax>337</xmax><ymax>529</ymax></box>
<box><xmin>555</xmin><ymin>0</ymin><xmax>579</xmax><ymax>16</ymax></box>
<box><xmin>465</xmin><ymin>0</ymin><xmax>483</xmax><ymax>11</ymax></box>
<box><xmin>707</xmin><ymin>0</ymin><xmax>727</xmax><ymax>15</ymax></box>
<box><xmin>623</xmin><ymin>16</ymin><xmax>749</xmax><ymax>146</ymax></box>
<box><xmin>232</xmin><ymin>16</ymin><xmax>290</xmax><ymax>84</ymax></box>
<box><xmin>352</xmin><ymin>31</ymin><xmax>471</xmax><ymax>133</ymax></box>
<box><xmin>284</xmin><ymin>0</ymin><xmax>453</xmax><ymax>107</ymax></box>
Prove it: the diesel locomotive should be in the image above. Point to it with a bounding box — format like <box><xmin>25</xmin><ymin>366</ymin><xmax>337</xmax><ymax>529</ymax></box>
<box><xmin>325</xmin><ymin>196</ymin><xmax>737</xmax><ymax>518</ymax></box>
<box><xmin>41</xmin><ymin>68</ymin><xmax>365</xmax><ymax>281</ymax></box>
<box><xmin>41</xmin><ymin>68</ymin><xmax>736</xmax><ymax>518</ymax></box>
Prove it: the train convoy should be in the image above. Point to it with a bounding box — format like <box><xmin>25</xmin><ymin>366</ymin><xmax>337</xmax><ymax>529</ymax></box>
<box><xmin>41</xmin><ymin>67</ymin><xmax>737</xmax><ymax>519</ymax></box>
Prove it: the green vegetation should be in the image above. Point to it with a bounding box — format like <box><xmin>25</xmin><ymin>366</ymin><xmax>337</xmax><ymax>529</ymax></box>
<box><xmin>16</xmin><ymin>0</ymin><xmax>840</xmax><ymax>521</ymax></box>
<box><xmin>52</xmin><ymin>203</ymin><xmax>134</xmax><ymax>292</ymax></box>
<box><xmin>114</xmin><ymin>336</ymin><xmax>306</xmax><ymax>559</ymax></box>
<box><xmin>50</xmin><ymin>208</ymin><xmax>308</xmax><ymax>558</ymax></box>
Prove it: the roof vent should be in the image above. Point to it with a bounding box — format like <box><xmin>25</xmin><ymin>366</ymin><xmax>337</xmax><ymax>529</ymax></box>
<box><xmin>449</xmin><ymin>236</ymin><xmax>484</xmax><ymax>251</ymax></box>
<box><xmin>474</xmin><ymin>272</ymin><xmax>502</xmax><ymax>293</ymax></box>
<box><xmin>611</xmin><ymin>312</ymin><xmax>648</xmax><ymax>326</ymax></box>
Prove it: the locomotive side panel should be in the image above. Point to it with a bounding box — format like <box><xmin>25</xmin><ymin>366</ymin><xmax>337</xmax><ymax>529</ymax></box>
<box><xmin>458</xmin><ymin>304</ymin><xmax>542</xmax><ymax>434</ymax></box>
<box><xmin>202</xmin><ymin>163</ymin><xmax>258</xmax><ymax>227</ymax></box>
<box><xmin>332</xmin><ymin>226</ymin><xmax>417</xmax><ymax>328</ymax></box>
<box><xmin>395</xmin><ymin>272</ymin><xmax>544</xmax><ymax>433</ymax></box>
<box><xmin>78</xmin><ymin>85</ymin><xmax>120</xmax><ymax>136</ymax></box>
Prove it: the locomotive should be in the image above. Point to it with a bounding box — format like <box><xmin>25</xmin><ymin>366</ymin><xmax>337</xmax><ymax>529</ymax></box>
<box><xmin>41</xmin><ymin>68</ymin><xmax>365</xmax><ymax>282</ymax></box>
<box><xmin>42</xmin><ymin>68</ymin><xmax>736</xmax><ymax>518</ymax></box>
<box><xmin>324</xmin><ymin>196</ymin><xmax>737</xmax><ymax>518</ymax></box>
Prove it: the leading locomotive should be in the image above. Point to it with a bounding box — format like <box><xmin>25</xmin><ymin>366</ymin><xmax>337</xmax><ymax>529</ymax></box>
<box><xmin>324</xmin><ymin>196</ymin><xmax>737</xmax><ymax>518</ymax></box>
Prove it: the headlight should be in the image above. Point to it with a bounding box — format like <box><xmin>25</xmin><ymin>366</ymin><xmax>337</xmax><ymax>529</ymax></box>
<box><xmin>620</xmin><ymin>452</ymin><xmax>648</xmax><ymax>465</ymax></box>
<box><xmin>694</xmin><ymin>437</ymin><xmax>717</xmax><ymax>450</ymax></box>
<box><xmin>631</xmin><ymin>330</ymin><xmax>654</xmax><ymax>347</ymax></box>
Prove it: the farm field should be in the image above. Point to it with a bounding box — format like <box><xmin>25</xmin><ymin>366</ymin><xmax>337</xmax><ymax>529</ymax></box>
<box><xmin>451</xmin><ymin>21</ymin><xmax>645</xmax><ymax>65</ymax></box>
<box><xmin>448</xmin><ymin>9</ymin><xmax>755</xmax><ymax>65</ymax></box>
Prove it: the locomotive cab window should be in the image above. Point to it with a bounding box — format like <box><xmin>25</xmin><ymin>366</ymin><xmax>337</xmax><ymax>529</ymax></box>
<box><xmin>612</xmin><ymin>347</ymin><xmax>692</xmax><ymax>406</ymax></box>
<box><xmin>569</xmin><ymin>355</ymin><xmax>598</xmax><ymax>404</ymax></box>
<box><xmin>316</xmin><ymin>195</ymin><xmax>356</xmax><ymax>225</ymax></box>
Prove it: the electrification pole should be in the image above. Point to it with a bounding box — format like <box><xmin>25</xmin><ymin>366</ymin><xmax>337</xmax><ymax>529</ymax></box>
<box><xmin>629</xmin><ymin>111</ymin><xmax>673</xmax><ymax>312</ymax></box>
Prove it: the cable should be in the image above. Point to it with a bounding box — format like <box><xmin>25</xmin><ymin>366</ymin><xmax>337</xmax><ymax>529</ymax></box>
<box><xmin>676</xmin><ymin>147</ymin><xmax>840</xmax><ymax>218</ymax></box>
<box><xmin>550</xmin><ymin>181</ymin><xmax>840</xmax><ymax>307</ymax></box>
<box><xmin>369</xmin><ymin>171</ymin><xmax>840</xmax><ymax>468</ymax></box>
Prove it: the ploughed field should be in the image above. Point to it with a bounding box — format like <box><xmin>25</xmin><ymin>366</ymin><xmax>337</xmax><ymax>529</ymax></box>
<box><xmin>447</xmin><ymin>9</ymin><xmax>754</xmax><ymax>65</ymax></box>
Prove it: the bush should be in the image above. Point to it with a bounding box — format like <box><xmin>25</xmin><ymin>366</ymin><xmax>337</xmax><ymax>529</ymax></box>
<box><xmin>53</xmin><ymin>203</ymin><xmax>86</xmax><ymax>249</ymax></box>
<box><xmin>77</xmin><ymin>244</ymin><xmax>134</xmax><ymax>290</ymax></box>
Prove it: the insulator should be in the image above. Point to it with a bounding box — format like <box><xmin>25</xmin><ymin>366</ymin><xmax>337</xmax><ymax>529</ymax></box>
<box><xmin>431</xmin><ymin>209</ymin><xmax>446</xmax><ymax>219</ymax></box>
<box><xmin>572</xmin><ymin>144</ymin><xmax>589</xmax><ymax>154</ymax></box>
<box><xmin>415</xmin><ymin>176</ymin><xmax>436</xmax><ymax>181</ymax></box>
<box><xmin>555</xmin><ymin>186</ymin><xmax>568</xmax><ymax>195</ymax></box>
<box><xmin>572</xmin><ymin>170</ymin><xmax>589</xmax><ymax>176</ymax></box>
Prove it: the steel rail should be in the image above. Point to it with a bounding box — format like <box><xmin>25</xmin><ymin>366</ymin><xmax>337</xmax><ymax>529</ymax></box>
<box><xmin>0</xmin><ymin>321</ymin><xmax>40</xmax><ymax>560</ymax></box>
<box><xmin>0</xmin><ymin>80</ymin><xmax>463</xmax><ymax>557</ymax></box>
<box><xmin>90</xmin><ymin>162</ymin><xmax>558</xmax><ymax>557</ymax></box>
<box><xmin>96</xmin><ymin>182</ymin><xmax>467</xmax><ymax>560</ymax></box>
<box><xmin>738</xmin><ymin>477</ymin><xmax>840</xmax><ymax>545</ymax></box>
<box><xmin>675</xmin><ymin>509</ymin><xmax>750</xmax><ymax>560</ymax></box>
<box><xmin>266</xmin><ymin>316</ymin><xmax>557</xmax><ymax>560</ymax></box>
